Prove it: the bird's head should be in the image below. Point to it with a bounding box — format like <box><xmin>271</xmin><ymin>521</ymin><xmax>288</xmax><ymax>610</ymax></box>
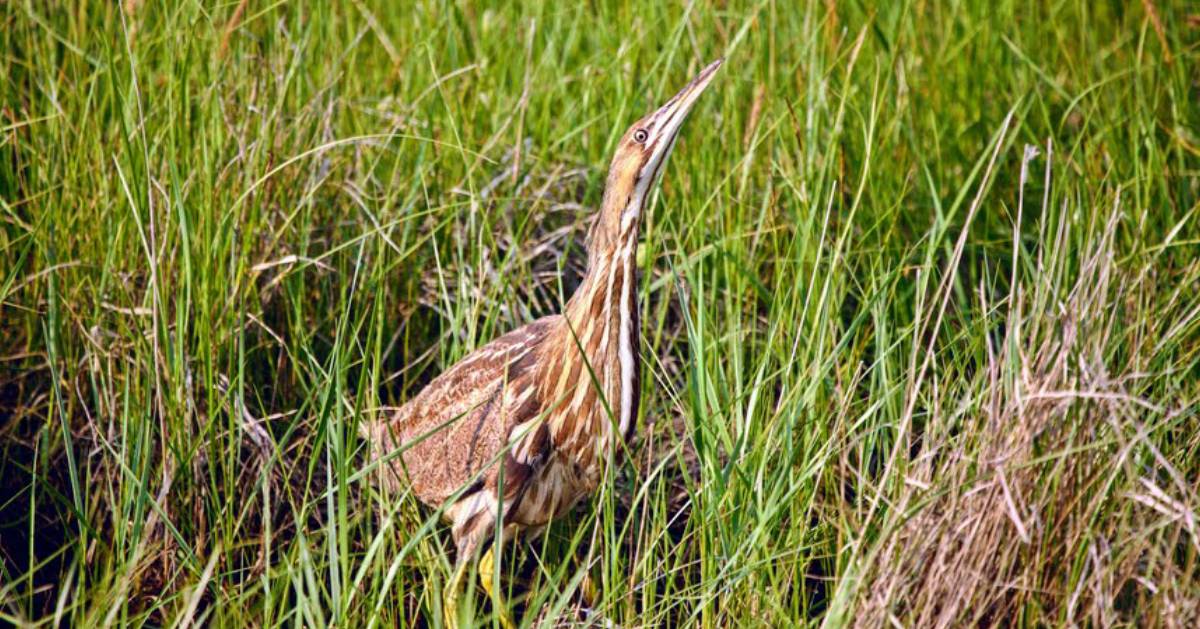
<box><xmin>593</xmin><ymin>58</ymin><xmax>722</xmax><ymax>249</ymax></box>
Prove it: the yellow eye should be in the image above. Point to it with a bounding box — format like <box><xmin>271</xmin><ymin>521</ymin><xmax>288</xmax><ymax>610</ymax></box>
<box><xmin>633</xmin><ymin>129</ymin><xmax>649</xmax><ymax>143</ymax></box>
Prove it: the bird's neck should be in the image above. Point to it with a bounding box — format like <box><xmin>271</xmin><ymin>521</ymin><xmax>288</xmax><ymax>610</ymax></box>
<box><xmin>564</xmin><ymin>187</ymin><xmax>648</xmax><ymax>340</ymax></box>
<box><xmin>541</xmin><ymin>189</ymin><xmax>644</xmax><ymax>458</ymax></box>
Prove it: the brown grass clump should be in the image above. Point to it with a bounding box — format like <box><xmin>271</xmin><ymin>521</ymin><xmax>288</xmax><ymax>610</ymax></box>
<box><xmin>852</xmin><ymin>201</ymin><xmax>1199</xmax><ymax>627</ymax></box>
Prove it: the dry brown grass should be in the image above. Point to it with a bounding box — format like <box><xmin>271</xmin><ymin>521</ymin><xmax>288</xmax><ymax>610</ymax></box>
<box><xmin>853</xmin><ymin>201</ymin><xmax>1199</xmax><ymax>627</ymax></box>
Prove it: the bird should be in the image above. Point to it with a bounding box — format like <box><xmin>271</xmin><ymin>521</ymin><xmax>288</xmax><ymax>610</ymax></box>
<box><xmin>364</xmin><ymin>58</ymin><xmax>722</xmax><ymax>628</ymax></box>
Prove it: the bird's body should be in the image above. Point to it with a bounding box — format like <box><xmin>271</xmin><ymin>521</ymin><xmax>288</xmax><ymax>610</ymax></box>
<box><xmin>364</xmin><ymin>58</ymin><xmax>721</xmax><ymax>625</ymax></box>
<box><xmin>370</xmin><ymin>200</ymin><xmax>645</xmax><ymax>557</ymax></box>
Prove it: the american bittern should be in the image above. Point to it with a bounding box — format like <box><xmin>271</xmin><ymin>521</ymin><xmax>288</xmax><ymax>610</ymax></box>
<box><xmin>366</xmin><ymin>58</ymin><xmax>722</xmax><ymax>626</ymax></box>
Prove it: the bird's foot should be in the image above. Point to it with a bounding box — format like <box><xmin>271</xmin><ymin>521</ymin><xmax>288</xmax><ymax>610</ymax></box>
<box><xmin>479</xmin><ymin>547</ymin><xmax>516</xmax><ymax>629</ymax></box>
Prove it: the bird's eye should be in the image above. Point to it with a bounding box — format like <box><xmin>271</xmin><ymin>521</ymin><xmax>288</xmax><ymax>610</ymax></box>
<box><xmin>633</xmin><ymin>129</ymin><xmax>649</xmax><ymax>143</ymax></box>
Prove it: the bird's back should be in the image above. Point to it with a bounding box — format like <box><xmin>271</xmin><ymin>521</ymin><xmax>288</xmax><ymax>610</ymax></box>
<box><xmin>369</xmin><ymin>316</ymin><xmax>559</xmax><ymax>506</ymax></box>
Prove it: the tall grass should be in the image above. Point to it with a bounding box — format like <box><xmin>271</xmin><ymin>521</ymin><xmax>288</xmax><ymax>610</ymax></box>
<box><xmin>2</xmin><ymin>1</ymin><xmax>1197</xmax><ymax>626</ymax></box>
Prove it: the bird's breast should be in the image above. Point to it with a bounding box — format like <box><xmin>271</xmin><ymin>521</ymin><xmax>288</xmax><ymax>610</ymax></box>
<box><xmin>509</xmin><ymin>451</ymin><xmax>596</xmax><ymax>526</ymax></box>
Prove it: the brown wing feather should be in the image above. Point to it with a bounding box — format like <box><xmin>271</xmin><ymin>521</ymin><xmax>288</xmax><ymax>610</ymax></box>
<box><xmin>374</xmin><ymin>315</ymin><xmax>559</xmax><ymax>506</ymax></box>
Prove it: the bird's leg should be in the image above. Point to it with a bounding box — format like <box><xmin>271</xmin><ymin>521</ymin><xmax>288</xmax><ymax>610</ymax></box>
<box><xmin>580</xmin><ymin>569</ymin><xmax>599</xmax><ymax>608</ymax></box>
<box><xmin>443</xmin><ymin>561</ymin><xmax>466</xmax><ymax>629</ymax></box>
<box><xmin>478</xmin><ymin>546</ymin><xmax>516</xmax><ymax>629</ymax></box>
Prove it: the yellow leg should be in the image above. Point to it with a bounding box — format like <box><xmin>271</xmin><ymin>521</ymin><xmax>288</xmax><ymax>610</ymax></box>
<box><xmin>443</xmin><ymin>562</ymin><xmax>465</xmax><ymax>629</ymax></box>
<box><xmin>580</xmin><ymin>569</ymin><xmax>599</xmax><ymax>608</ymax></box>
<box><xmin>478</xmin><ymin>547</ymin><xmax>516</xmax><ymax>629</ymax></box>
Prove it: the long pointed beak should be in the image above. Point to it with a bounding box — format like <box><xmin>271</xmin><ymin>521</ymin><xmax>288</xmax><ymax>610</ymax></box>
<box><xmin>639</xmin><ymin>59</ymin><xmax>722</xmax><ymax>182</ymax></box>
<box><xmin>648</xmin><ymin>58</ymin><xmax>723</xmax><ymax>148</ymax></box>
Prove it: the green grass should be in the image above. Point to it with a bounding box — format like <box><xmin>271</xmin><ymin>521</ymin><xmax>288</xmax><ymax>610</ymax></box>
<box><xmin>2</xmin><ymin>0</ymin><xmax>1198</xmax><ymax>626</ymax></box>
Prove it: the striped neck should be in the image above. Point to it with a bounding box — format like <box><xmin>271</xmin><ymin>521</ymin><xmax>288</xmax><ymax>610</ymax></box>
<box><xmin>567</xmin><ymin>190</ymin><xmax>643</xmax><ymax>325</ymax></box>
<box><xmin>548</xmin><ymin>193</ymin><xmax>643</xmax><ymax>458</ymax></box>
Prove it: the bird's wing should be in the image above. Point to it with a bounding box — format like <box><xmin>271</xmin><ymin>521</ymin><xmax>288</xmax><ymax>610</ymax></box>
<box><xmin>375</xmin><ymin>315</ymin><xmax>560</xmax><ymax>506</ymax></box>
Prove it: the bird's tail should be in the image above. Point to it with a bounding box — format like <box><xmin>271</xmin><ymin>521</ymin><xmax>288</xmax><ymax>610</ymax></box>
<box><xmin>358</xmin><ymin>412</ymin><xmax>409</xmax><ymax>495</ymax></box>
<box><xmin>357</xmin><ymin>417</ymin><xmax>378</xmax><ymax>446</ymax></box>
<box><xmin>358</xmin><ymin>417</ymin><xmax>391</xmax><ymax>468</ymax></box>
